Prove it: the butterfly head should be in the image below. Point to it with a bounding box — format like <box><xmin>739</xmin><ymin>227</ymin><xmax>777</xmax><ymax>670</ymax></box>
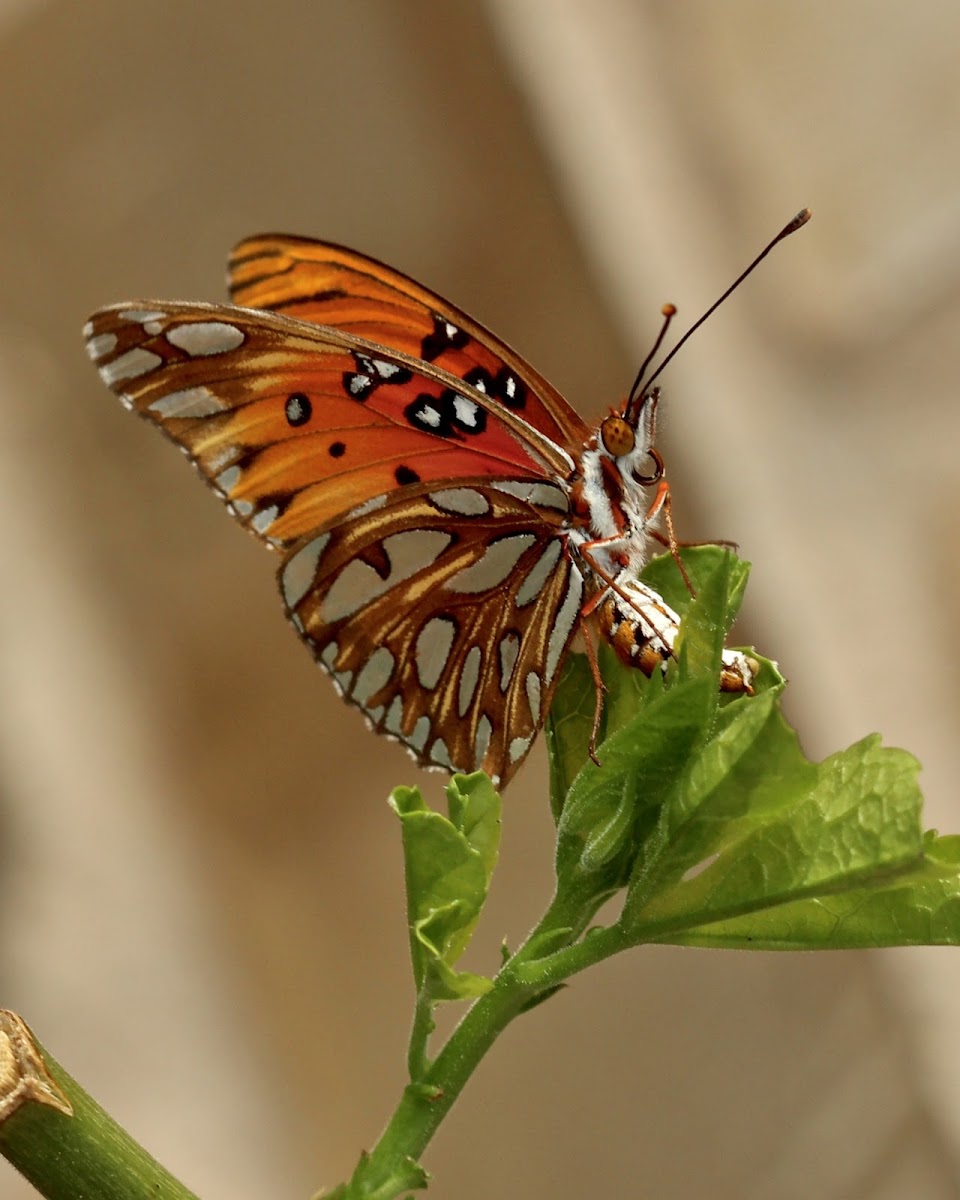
<box><xmin>599</xmin><ymin>388</ymin><xmax>664</xmax><ymax>487</ymax></box>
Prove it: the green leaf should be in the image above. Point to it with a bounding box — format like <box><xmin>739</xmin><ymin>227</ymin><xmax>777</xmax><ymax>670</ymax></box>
<box><xmin>552</xmin><ymin>546</ymin><xmax>756</xmax><ymax>879</ymax></box>
<box><xmin>599</xmin><ymin>638</ymin><xmax>665</xmax><ymax>736</ymax></box>
<box><xmin>412</xmin><ymin>907</ymin><xmax>494</xmax><ymax>1000</ymax></box>
<box><xmin>541</xmin><ymin>545</ymin><xmax>942</xmax><ymax>954</ymax></box>
<box><xmin>628</xmin><ymin>728</ymin><xmax>926</xmax><ymax>943</ymax></box>
<box><xmin>444</xmin><ymin>772</ymin><xmax>501</xmax><ymax>895</ymax></box>
<box><xmin>555</xmin><ymin>677</ymin><xmax>715</xmax><ymax>889</ymax></box>
<box><xmin>621</xmin><ymin>688</ymin><xmax>798</xmax><ymax>916</ymax></box>
<box><xmin>672</xmin><ymin>548</ymin><xmax>738</xmax><ymax>686</ymax></box>
<box><xmin>546</xmin><ymin>546</ymin><xmax>751</xmax><ymax>827</ymax></box>
<box><xmin>639</xmin><ymin>545</ymin><xmax>779</xmax><ymax>698</ymax></box>
<box><xmin>662</xmin><ymin>831</ymin><xmax>960</xmax><ymax>949</ymax></box>
<box><xmin>639</xmin><ymin>544</ymin><xmax>748</xmax><ymax>624</ymax></box>
<box><xmin>544</xmin><ymin>651</ymin><xmax>597</xmax><ymax>823</ymax></box>
<box><xmin>389</xmin><ymin>775</ymin><xmax>501</xmax><ymax>1002</ymax></box>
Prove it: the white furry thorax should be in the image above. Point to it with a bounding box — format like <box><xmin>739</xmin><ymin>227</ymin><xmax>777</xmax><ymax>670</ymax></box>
<box><xmin>568</xmin><ymin>410</ymin><xmax>660</xmax><ymax>581</ymax></box>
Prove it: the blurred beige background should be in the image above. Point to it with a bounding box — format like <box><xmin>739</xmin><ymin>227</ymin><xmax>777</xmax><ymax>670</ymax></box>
<box><xmin>2</xmin><ymin>2</ymin><xmax>960</xmax><ymax>1198</ymax></box>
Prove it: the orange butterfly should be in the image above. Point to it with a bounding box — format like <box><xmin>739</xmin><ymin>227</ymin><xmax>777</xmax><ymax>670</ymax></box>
<box><xmin>85</xmin><ymin>223</ymin><xmax>805</xmax><ymax>786</ymax></box>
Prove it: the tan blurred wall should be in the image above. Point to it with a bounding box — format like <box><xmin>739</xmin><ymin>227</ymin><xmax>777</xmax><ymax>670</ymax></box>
<box><xmin>1</xmin><ymin>2</ymin><xmax>959</xmax><ymax>1199</ymax></box>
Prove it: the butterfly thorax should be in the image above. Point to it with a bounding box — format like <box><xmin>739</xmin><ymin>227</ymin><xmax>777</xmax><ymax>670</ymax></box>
<box><xmin>568</xmin><ymin>411</ymin><xmax>659</xmax><ymax>583</ymax></box>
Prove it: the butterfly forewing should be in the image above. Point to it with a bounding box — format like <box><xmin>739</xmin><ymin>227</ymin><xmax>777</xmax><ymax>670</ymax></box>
<box><xmin>280</xmin><ymin>479</ymin><xmax>584</xmax><ymax>786</ymax></box>
<box><xmin>85</xmin><ymin>302</ymin><xmax>575</xmax><ymax>548</ymax></box>
<box><xmin>229</xmin><ymin>235</ymin><xmax>591</xmax><ymax>455</ymax></box>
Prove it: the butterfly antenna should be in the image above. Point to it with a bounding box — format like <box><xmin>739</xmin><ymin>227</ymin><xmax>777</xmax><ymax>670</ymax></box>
<box><xmin>627</xmin><ymin>207</ymin><xmax>811</xmax><ymax>413</ymax></box>
<box><xmin>624</xmin><ymin>303</ymin><xmax>677</xmax><ymax>423</ymax></box>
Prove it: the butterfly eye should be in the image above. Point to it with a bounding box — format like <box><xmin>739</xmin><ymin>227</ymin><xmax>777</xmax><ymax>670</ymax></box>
<box><xmin>633</xmin><ymin>448</ymin><xmax>665</xmax><ymax>486</ymax></box>
<box><xmin>599</xmin><ymin>415</ymin><xmax>635</xmax><ymax>458</ymax></box>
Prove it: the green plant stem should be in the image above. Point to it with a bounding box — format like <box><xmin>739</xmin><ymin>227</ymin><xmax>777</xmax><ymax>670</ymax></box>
<box><xmin>350</xmin><ymin>979</ymin><xmax>531</xmax><ymax>1199</ymax></box>
<box><xmin>347</xmin><ymin>879</ymin><xmax>620</xmax><ymax>1198</ymax></box>
<box><xmin>406</xmin><ymin>989</ymin><xmax>435</xmax><ymax>1080</ymax></box>
<box><xmin>0</xmin><ymin>1024</ymin><xmax>199</xmax><ymax>1200</ymax></box>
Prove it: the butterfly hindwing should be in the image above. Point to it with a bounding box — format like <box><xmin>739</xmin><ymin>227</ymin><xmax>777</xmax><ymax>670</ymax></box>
<box><xmin>228</xmin><ymin>235</ymin><xmax>591</xmax><ymax>455</ymax></box>
<box><xmin>85</xmin><ymin>302</ymin><xmax>574</xmax><ymax>548</ymax></box>
<box><xmin>280</xmin><ymin>479</ymin><xmax>585</xmax><ymax>785</ymax></box>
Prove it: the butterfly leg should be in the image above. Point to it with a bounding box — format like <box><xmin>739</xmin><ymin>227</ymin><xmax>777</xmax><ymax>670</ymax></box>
<box><xmin>577</xmin><ymin>539</ymin><xmax>673</xmax><ymax>635</ymax></box>
<box><xmin>578</xmin><ymin>612</ymin><xmax>607</xmax><ymax>767</ymax></box>
<box><xmin>648</xmin><ymin>530</ymin><xmax>739</xmax><ymax>552</ymax></box>
<box><xmin>644</xmin><ymin>479</ymin><xmax>697</xmax><ymax>598</ymax></box>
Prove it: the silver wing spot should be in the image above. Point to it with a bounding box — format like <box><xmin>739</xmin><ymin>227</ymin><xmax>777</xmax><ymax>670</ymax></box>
<box><xmin>527</xmin><ymin>483</ymin><xmax>569</xmax><ymax>512</ymax></box>
<box><xmin>214</xmin><ymin>465</ymin><xmax>241</xmax><ymax>495</ymax></box>
<box><xmin>428</xmin><ymin>488</ymin><xmax>491</xmax><ymax>517</ymax></box>
<box><xmin>474</xmin><ymin>714</ymin><xmax>492</xmax><ymax>767</ymax></box>
<box><xmin>545</xmin><ymin>570</ymin><xmax>584</xmax><ymax>684</ymax></box>
<box><xmin>515</xmin><ymin>540</ymin><xmax>563</xmax><ymax>607</ymax></box>
<box><xmin>384</xmin><ymin>695</ymin><xmax>404</xmax><ymax>735</ymax></box>
<box><xmin>488</xmin><ymin>480</ymin><xmax>568</xmax><ymax>513</ymax></box>
<box><xmin>509</xmin><ymin>734</ymin><xmax>533</xmax><ymax>764</ymax></box>
<box><xmin>206</xmin><ymin>445</ymin><xmax>240</xmax><ymax>475</ymax></box>
<box><xmin>452</xmin><ymin>394</ymin><xmax>480</xmax><ymax>428</ymax></box>
<box><xmin>251</xmin><ymin>505</ymin><xmax>279</xmax><ymax>534</ymax></box>
<box><xmin>332</xmin><ymin>666</ymin><xmax>354</xmax><ymax>697</ymax></box>
<box><xmin>525</xmin><ymin>672</ymin><xmax>542</xmax><ymax>724</ymax></box>
<box><xmin>166</xmin><ymin>321</ymin><xmax>245</xmax><ymax>357</ymax></box>
<box><xmin>413</xmin><ymin>402</ymin><xmax>442</xmax><ymax>428</ymax></box>
<box><xmin>319</xmin><ymin>529</ymin><xmax>453</xmax><ymax>624</ymax></box>
<box><xmin>458</xmin><ymin>645</ymin><xmax>483</xmax><ymax>717</ymax></box>
<box><xmin>282</xmin><ymin>534</ymin><xmax>332</xmax><ymax>609</ymax></box>
<box><xmin>415</xmin><ymin>617</ymin><xmax>457</xmax><ymax>690</ymax></box>
<box><xmin>348</xmin><ymin>374</ymin><xmax>372</xmax><ymax>396</ymax></box>
<box><xmin>372</xmin><ymin>358</ymin><xmax>403</xmax><ymax>378</ymax></box>
<box><xmin>409</xmin><ymin>715</ymin><xmax>432</xmax><ymax>752</ymax></box>
<box><xmin>119</xmin><ymin>308</ymin><xmax>165</xmax><ymax>323</ymax></box>
<box><xmin>85</xmin><ymin>332</ymin><xmax>117</xmax><ymax>361</ymax></box>
<box><xmin>353</xmin><ymin>647</ymin><xmax>396</xmax><ymax>705</ymax></box>
<box><xmin>498</xmin><ymin>633</ymin><xmax>520</xmax><ymax>692</ymax></box>
<box><xmin>344</xmin><ymin>494</ymin><xmax>388</xmax><ymax>520</ymax></box>
<box><xmin>430</xmin><ymin>738</ymin><xmax>454</xmax><ymax>769</ymax></box>
<box><xmin>99</xmin><ymin>347</ymin><xmax>162</xmax><ymax>385</ymax></box>
<box><xmin>446</xmin><ymin>534</ymin><xmax>536</xmax><ymax>594</ymax></box>
<box><xmin>147</xmin><ymin>386</ymin><xmax>227</xmax><ymax>419</ymax></box>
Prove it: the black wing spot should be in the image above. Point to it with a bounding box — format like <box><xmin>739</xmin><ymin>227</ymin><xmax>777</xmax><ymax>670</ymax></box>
<box><xmin>343</xmin><ymin>370</ymin><xmax>373</xmax><ymax>400</ymax></box>
<box><xmin>285</xmin><ymin>392</ymin><xmax>312</xmax><ymax>426</ymax></box>
<box><xmin>342</xmin><ymin>351</ymin><xmax>412</xmax><ymax>402</ymax></box>
<box><xmin>463</xmin><ymin>366</ymin><xmax>494</xmax><ymax>394</ymax></box>
<box><xmin>395</xmin><ymin>465</ymin><xmax>421</xmax><ymax>485</ymax></box>
<box><xmin>369</xmin><ymin>357</ymin><xmax>412</xmax><ymax>385</ymax></box>
<box><xmin>404</xmin><ymin>388</ymin><xmax>486</xmax><ymax>439</ymax></box>
<box><xmin>421</xmin><ymin>312</ymin><xmax>471</xmax><ymax>361</ymax></box>
<box><xmin>464</xmin><ymin>365</ymin><xmax>526</xmax><ymax>410</ymax></box>
<box><xmin>405</xmin><ymin>393</ymin><xmax>455</xmax><ymax>437</ymax></box>
<box><xmin>495</xmin><ymin>366</ymin><xmax>526</xmax><ymax>410</ymax></box>
<box><xmin>329</xmin><ymin>441</ymin><xmax>346</xmax><ymax>458</ymax></box>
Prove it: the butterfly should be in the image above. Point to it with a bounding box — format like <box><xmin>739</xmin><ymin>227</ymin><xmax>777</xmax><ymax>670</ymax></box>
<box><xmin>84</xmin><ymin>225</ymin><xmax>805</xmax><ymax>787</ymax></box>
